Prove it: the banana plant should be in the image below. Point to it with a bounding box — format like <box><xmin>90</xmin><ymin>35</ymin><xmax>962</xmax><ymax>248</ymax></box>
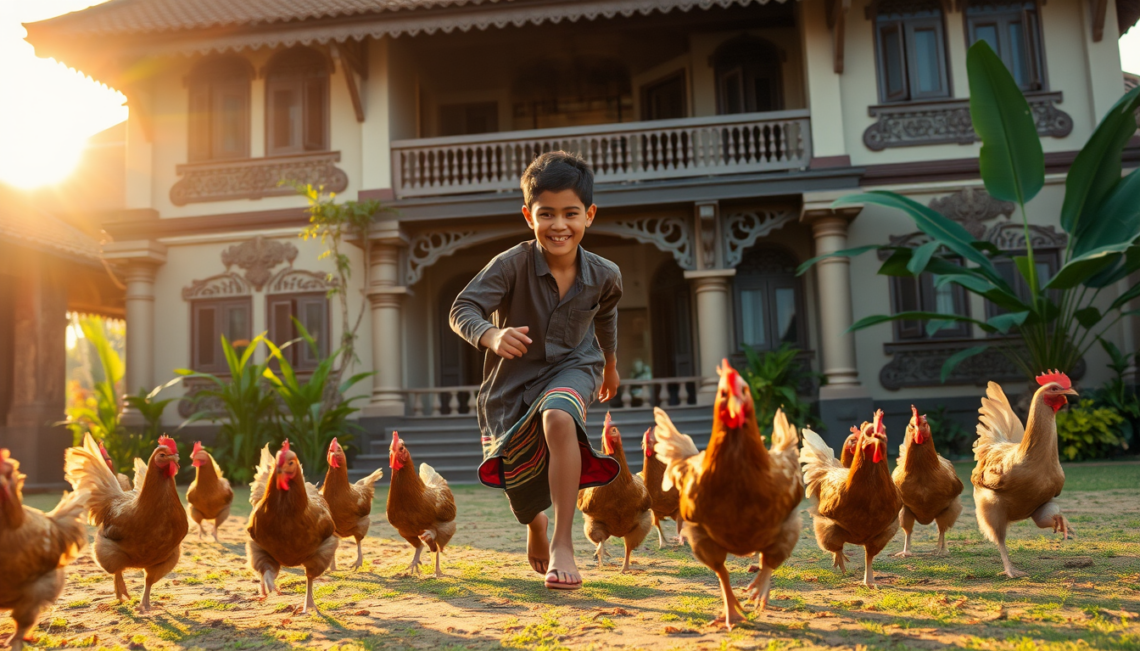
<box><xmin>798</xmin><ymin>40</ymin><xmax>1140</xmax><ymax>382</ymax></box>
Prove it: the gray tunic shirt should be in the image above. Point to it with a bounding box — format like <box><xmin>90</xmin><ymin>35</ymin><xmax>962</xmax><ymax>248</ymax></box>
<box><xmin>449</xmin><ymin>240</ymin><xmax>623</xmax><ymax>437</ymax></box>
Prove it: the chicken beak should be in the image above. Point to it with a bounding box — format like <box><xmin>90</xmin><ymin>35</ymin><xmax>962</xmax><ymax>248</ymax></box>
<box><xmin>1061</xmin><ymin>388</ymin><xmax>1079</xmax><ymax>397</ymax></box>
<box><xmin>329</xmin><ymin>452</ymin><xmax>341</xmax><ymax>469</ymax></box>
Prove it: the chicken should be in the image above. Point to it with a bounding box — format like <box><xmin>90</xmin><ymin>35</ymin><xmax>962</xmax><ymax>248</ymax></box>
<box><xmin>98</xmin><ymin>442</ymin><xmax>132</xmax><ymax>492</ymax></box>
<box><xmin>654</xmin><ymin>360</ymin><xmax>803</xmax><ymax>628</ymax></box>
<box><xmin>64</xmin><ymin>434</ymin><xmax>188</xmax><ymax>612</ymax></box>
<box><xmin>840</xmin><ymin>428</ymin><xmax>860</xmax><ymax>468</ymax></box>
<box><xmin>186</xmin><ymin>442</ymin><xmax>234</xmax><ymax>543</ymax></box>
<box><xmin>892</xmin><ymin>406</ymin><xmax>963</xmax><ymax>557</ymax></box>
<box><xmin>971</xmin><ymin>371</ymin><xmax>1078</xmax><ymax>578</ymax></box>
<box><xmin>637</xmin><ymin>425</ymin><xmax>682</xmax><ymax>547</ymax></box>
<box><xmin>0</xmin><ymin>450</ymin><xmax>89</xmax><ymax>651</ymax></box>
<box><xmin>320</xmin><ymin>437</ymin><xmax>384</xmax><ymax>571</ymax></box>
<box><xmin>386</xmin><ymin>432</ymin><xmax>457</xmax><ymax>578</ymax></box>
<box><xmin>800</xmin><ymin>410</ymin><xmax>900</xmax><ymax>589</ymax></box>
<box><xmin>246</xmin><ymin>441</ymin><xmax>337</xmax><ymax>614</ymax></box>
<box><xmin>577</xmin><ymin>413</ymin><xmax>653</xmax><ymax>571</ymax></box>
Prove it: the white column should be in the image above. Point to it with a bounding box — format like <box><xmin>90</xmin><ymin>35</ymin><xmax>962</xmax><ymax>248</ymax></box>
<box><xmin>363</xmin><ymin>229</ymin><xmax>409</xmax><ymax>416</ymax></box>
<box><xmin>684</xmin><ymin>269</ymin><xmax>735</xmax><ymax>403</ymax></box>
<box><xmin>123</xmin><ymin>262</ymin><xmax>158</xmax><ymax>394</ymax></box>
<box><xmin>800</xmin><ymin>195</ymin><xmax>865</xmax><ymax>399</ymax></box>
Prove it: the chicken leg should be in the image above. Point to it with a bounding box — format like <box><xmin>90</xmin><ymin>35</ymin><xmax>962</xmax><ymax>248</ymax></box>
<box><xmin>352</xmin><ymin>536</ymin><xmax>365</xmax><ymax>571</ymax></box>
<box><xmin>141</xmin><ymin>544</ymin><xmax>181</xmax><ymax>612</ymax></box>
<box><xmin>892</xmin><ymin>506</ymin><xmax>917</xmax><ymax>558</ymax></box>
<box><xmin>113</xmin><ymin>572</ymin><xmax>130</xmax><ymax>603</ymax></box>
<box><xmin>419</xmin><ymin>530</ymin><xmax>445</xmax><ymax>578</ymax></box>
<box><xmin>933</xmin><ymin>499</ymin><xmax>962</xmax><ymax>556</ymax></box>
<box><xmin>689</xmin><ymin>526</ymin><xmax>745</xmax><ymax>629</ymax></box>
<box><xmin>401</xmin><ymin>534</ymin><xmax>426</xmax><ymax>575</ymax></box>
<box><xmin>212</xmin><ymin>505</ymin><xmax>230</xmax><ymax>543</ymax></box>
<box><xmin>621</xmin><ymin>511</ymin><xmax>653</xmax><ymax>573</ymax></box>
<box><xmin>1032</xmin><ymin>500</ymin><xmax>1074</xmax><ymax>540</ymax></box>
<box><xmin>302</xmin><ymin>576</ymin><xmax>320</xmax><ymax>615</ymax></box>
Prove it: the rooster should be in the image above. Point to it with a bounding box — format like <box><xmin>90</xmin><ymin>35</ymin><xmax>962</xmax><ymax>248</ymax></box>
<box><xmin>801</xmin><ymin>410</ymin><xmax>900</xmax><ymax>589</ymax></box>
<box><xmin>64</xmin><ymin>434</ymin><xmax>188</xmax><ymax>611</ymax></box>
<box><xmin>98</xmin><ymin>442</ymin><xmax>132</xmax><ymax>492</ymax></box>
<box><xmin>637</xmin><ymin>425</ymin><xmax>682</xmax><ymax>547</ymax></box>
<box><xmin>246</xmin><ymin>441</ymin><xmax>337</xmax><ymax>614</ymax></box>
<box><xmin>0</xmin><ymin>450</ymin><xmax>89</xmax><ymax>651</ymax></box>
<box><xmin>386</xmin><ymin>432</ymin><xmax>457</xmax><ymax>578</ymax></box>
<box><xmin>577</xmin><ymin>413</ymin><xmax>653</xmax><ymax>572</ymax></box>
<box><xmin>972</xmin><ymin>371</ymin><xmax>1078</xmax><ymax>577</ymax></box>
<box><xmin>892</xmin><ymin>406</ymin><xmax>963</xmax><ymax>557</ymax></box>
<box><xmin>186</xmin><ymin>442</ymin><xmax>234</xmax><ymax>542</ymax></box>
<box><xmin>654</xmin><ymin>360</ymin><xmax>803</xmax><ymax>628</ymax></box>
<box><xmin>321</xmin><ymin>438</ymin><xmax>384</xmax><ymax>571</ymax></box>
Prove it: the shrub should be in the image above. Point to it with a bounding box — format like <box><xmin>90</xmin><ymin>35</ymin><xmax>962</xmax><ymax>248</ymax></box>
<box><xmin>925</xmin><ymin>405</ymin><xmax>973</xmax><ymax>459</ymax></box>
<box><xmin>740</xmin><ymin>343</ymin><xmax>825</xmax><ymax>438</ymax></box>
<box><xmin>1089</xmin><ymin>339</ymin><xmax>1140</xmax><ymax>451</ymax></box>
<box><xmin>1056</xmin><ymin>399</ymin><xmax>1126</xmax><ymax>461</ymax></box>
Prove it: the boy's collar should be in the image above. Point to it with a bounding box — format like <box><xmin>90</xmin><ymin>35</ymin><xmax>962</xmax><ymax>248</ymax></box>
<box><xmin>532</xmin><ymin>240</ymin><xmax>596</xmax><ymax>285</ymax></box>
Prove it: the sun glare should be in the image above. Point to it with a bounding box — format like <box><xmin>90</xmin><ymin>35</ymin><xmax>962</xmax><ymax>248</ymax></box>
<box><xmin>0</xmin><ymin>0</ymin><xmax>126</xmax><ymax>190</ymax></box>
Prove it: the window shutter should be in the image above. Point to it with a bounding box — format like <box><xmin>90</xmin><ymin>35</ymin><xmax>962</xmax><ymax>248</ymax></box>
<box><xmin>303</xmin><ymin>78</ymin><xmax>327</xmax><ymax>151</ymax></box>
<box><xmin>893</xmin><ymin>276</ymin><xmax>924</xmax><ymax>339</ymax></box>
<box><xmin>268</xmin><ymin>297</ymin><xmax>295</xmax><ymax>367</ymax></box>
<box><xmin>188</xmin><ymin>83</ymin><xmax>211</xmax><ymax>162</ymax></box>
<box><xmin>213</xmin><ymin>78</ymin><xmax>249</xmax><ymax>159</ymax></box>
<box><xmin>297</xmin><ymin>295</ymin><xmax>329</xmax><ymax>368</ymax></box>
<box><xmin>194</xmin><ymin>304</ymin><xmax>217</xmax><ymax>369</ymax></box>
<box><xmin>879</xmin><ymin>22</ymin><xmax>908</xmax><ymax>101</ymax></box>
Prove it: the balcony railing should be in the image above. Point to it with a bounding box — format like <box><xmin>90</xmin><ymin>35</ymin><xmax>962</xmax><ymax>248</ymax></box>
<box><xmin>391</xmin><ymin>110</ymin><xmax>811</xmax><ymax>198</ymax></box>
<box><xmin>400</xmin><ymin>376</ymin><xmax>704</xmax><ymax>417</ymax></box>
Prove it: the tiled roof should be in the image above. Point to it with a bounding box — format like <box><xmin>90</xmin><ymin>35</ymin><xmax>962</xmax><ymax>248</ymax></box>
<box><xmin>29</xmin><ymin>0</ymin><xmax>485</xmax><ymax>37</ymax></box>
<box><xmin>0</xmin><ymin>198</ymin><xmax>103</xmax><ymax>264</ymax></box>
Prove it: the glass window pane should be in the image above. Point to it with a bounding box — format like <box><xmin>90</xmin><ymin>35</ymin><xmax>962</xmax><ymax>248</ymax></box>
<box><xmin>227</xmin><ymin>305</ymin><xmax>248</xmax><ymax>343</ymax></box>
<box><xmin>931</xmin><ymin>276</ymin><xmax>957</xmax><ymax>315</ymax></box>
<box><xmin>197</xmin><ymin>307</ymin><xmax>215</xmax><ymax>367</ymax></box>
<box><xmin>974</xmin><ymin>23</ymin><xmax>999</xmax><ymax>53</ymax></box>
<box><xmin>303</xmin><ymin>301</ymin><xmax>325</xmax><ymax>362</ymax></box>
<box><xmin>774</xmin><ymin>287</ymin><xmax>797</xmax><ymax>343</ymax></box>
<box><xmin>883</xmin><ymin>26</ymin><xmax>905</xmax><ymax>98</ymax></box>
<box><xmin>912</xmin><ymin>28</ymin><xmax>942</xmax><ymax>94</ymax></box>
<box><xmin>1035</xmin><ymin>261</ymin><xmax>1052</xmax><ymax>286</ymax></box>
<box><xmin>739</xmin><ymin>288</ymin><xmax>766</xmax><ymax>347</ymax></box>
<box><xmin>304</xmin><ymin>80</ymin><xmax>325</xmax><ymax>150</ymax></box>
<box><xmin>219</xmin><ymin>93</ymin><xmax>244</xmax><ymax>155</ymax></box>
<box><xmin>273</xmin><ymin>88</ymin><xmax>297</xmax><ymax>150</ymax></box>
<box><xmin>1008</xmin><ymin>21</ymin><xmax>1027</xmax><ymax>86</ymax></box>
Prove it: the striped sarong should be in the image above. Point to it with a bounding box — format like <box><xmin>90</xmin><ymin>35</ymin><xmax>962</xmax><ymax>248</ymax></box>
<box><xmin>477</xmin><ymin>387</ymin><xmax>619</xmax><ymax>491</ymax></box>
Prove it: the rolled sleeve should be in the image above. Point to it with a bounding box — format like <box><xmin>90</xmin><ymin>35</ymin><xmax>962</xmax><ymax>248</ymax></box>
<box><xmin>593</xmin><ymin>272</ymin><xmax>622</xmax><ymax>354</ymax></box>
<box><xmin>450</xmin><ymin>257</ymin><xmax>511</xmax><ymax>351</ymax></box>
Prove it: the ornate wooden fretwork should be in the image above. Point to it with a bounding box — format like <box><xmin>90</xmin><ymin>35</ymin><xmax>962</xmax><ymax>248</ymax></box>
<box><xmin>180</xmin><ymin>272</ymin><xmax>252</xmax><ymax>300</ymax></box>
<box><xmin>722</xmin><ymin>209</ymin><xmax>797</xmax><ymax>267</ymax></box>
<box><xmin>862</xmin><ymin>92</ymin><xmax>1073</xmax><ymax>151</ymax></box>
<box><xmin>881</xmin><ymin>338</ymin><xmax>1086</xmax><ymax>390</ymax></box>
<box><xmin>221</xmin><ymin>236</ymin><xmax>298</xmax><ymax>290</ymax></box>
<box><xmin>267</xmin><ymin>268</ymin><xmax>334</xmax><ymax>294</ymax></box>
<box><xmin>592</xmin><ymin>216</ymin><xmax>694</xmax><ymax>270</ymax></box>
<box><xmin>405</xmin><ymin>230</ymin><xmax>483</xmax><ymax>286</ymax></box>
<box><xmin>986</xmin><ymin>223</ymin><xmax>1068</xmax><ymax>250</ymax></box>
<box><xmin>170</xmin><ymin>151</ymin><xmax>348</xmax><ymax>206</ymax></box>
<box><xmin>928</xmin><ymin>187</ymin><xmax>1015</xmax><ymax>239</ymax></box>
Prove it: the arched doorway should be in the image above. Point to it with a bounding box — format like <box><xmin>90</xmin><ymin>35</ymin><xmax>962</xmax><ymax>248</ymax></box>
<box><xmin>437</xmin><ymin>273</ymin><xmax>482</xmax><ymax>414</ymax></box>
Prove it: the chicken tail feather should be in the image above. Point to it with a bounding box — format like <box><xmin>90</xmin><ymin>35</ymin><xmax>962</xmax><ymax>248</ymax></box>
<box><xmin>132</xmin><ymin>457</ymin><xmax>148</xmax><ymax>492</ymax></box>
<box><xmin>249</xmin><ymin>444</ymin><xmax>274</xmax><ymax>506</ymax></box>
<box><xmin>46</xmin><ymin>488</ymin><xmax>91</xmax><ymax>564</ymax></box>
<box><xmin>419</xmin><ymin>463</ymin><xmax>447</xmax><ymax>490</ymax></box>
<box><xmin>652</xmin><ymin>407</ymin><xmax>699</xmax><ymax>491</ymax></box>
<box><xmin>799</xmin><ymin>428</ymin><xmax>843</xmax><ymax>500</ymax></box>
<box><xmin>355</xmin><ymin>467</ymin><xmax>385</xmax><ymax>489</ymax></box>
<box><xmin>770</xmin><ymin>408</ymin><xmax>800</xmax><ymax>454</ymax></box>
<box><xmin>63</xmin><ymin>433</ymin><xmax>125</xmax><ymax>525</ymax></box>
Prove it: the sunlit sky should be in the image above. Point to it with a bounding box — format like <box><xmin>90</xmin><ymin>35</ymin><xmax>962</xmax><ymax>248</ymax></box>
<box><xmin>2</xmin><ymin>1</ymin><xmax>1140</xmax><ymax>189</ymax></box>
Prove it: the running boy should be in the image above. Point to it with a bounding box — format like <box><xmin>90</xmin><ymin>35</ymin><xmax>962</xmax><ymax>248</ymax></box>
<box><xmin>450</xmin><ymin>151</ymin><xmax>622</xmax><ymax>590</ymax></box>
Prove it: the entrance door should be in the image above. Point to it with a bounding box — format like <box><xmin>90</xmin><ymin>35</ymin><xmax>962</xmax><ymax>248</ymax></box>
<box><xmin>649</xmin><ymin>261</ymin><xmax>695</xmax><ymax>378</ymax></box>
<box><xmin>438</xmin><ymin>274</ymin><xmax>482</xmax><ymax>413</ymax></box>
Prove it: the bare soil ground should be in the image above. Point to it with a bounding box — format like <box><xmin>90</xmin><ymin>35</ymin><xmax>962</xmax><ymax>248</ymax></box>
<box><xmin>10</xmin><ymin>461</ymin><xmax>1140</xmax><ymax>650</ymax></box>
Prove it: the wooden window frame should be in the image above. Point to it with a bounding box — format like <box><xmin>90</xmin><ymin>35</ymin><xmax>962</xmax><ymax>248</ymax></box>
<box><xmin>187</xmin><ymin>57</ymin><xmax>251</xmax><ymax>163</ymax></box>
<box><xmin>873</xmin><ymin>10</ymin><xmax>952</xmax><ymax>103</ymax></box>
<box><xmin>890</xmin><ymin>258</ymin><xmax>972</xmax><ymax>341</ymax></box>
<box><xmin>267</xmin><ymin>292</ymin><xmax>330</xmax><ymax>372</ymax></box>
<box><xmin>985</xmin><ymin>248</ymin><xmax>1060</xmax><ymax>324</ymax></box>
<box><xmin>640</xmin><ymin>70</ymin><xmax>688</xmax><ymax>121</ymax></box>
<box><xmin>964</xmin><ymin>1</ymin><xmax>1047</xmax><ymax>92</ymax></box>
<box><xmin>190</xmin><ymin>297</ymin><xmax>252</xmax><ymax>374</ymax></box>
<box><xmin>265</xmin><ymin>48</ymin><xmax>330</xmax><ymax>157</ymax></box>
<box><xmin>732</xmin><ymin>252</ymin><xmax>807</xmax><ymax>353</ymax></box>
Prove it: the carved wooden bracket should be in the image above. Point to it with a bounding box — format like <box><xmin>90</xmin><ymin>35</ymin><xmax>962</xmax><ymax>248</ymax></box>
<box><xmin>592</xmin><ymin>216</ymin><xmax>694</xmax><ymax>270</ymax></box>
<box><xmin>405</xmin><ymin>229</ymin><xmax>485</xmax><ymax>286</ymax></box>
<box><xmin>863</xmin><ymin>92</ymin><xmax>1072</xmax><ymax>151</ymax></box>
<box><xmin>722</xmin><ymin>209</ymin><xmax>797</xmax><ymax>267</ymax></box>
<box><xmin>181</xmin><ymin>272</ymin><xmax>252</xmax><ymax>300</ymax></box>
<box><xmin>222</xmin><ymin>236</ymin><xmax>298</xmax><ymax>291</ymax></box>
<box><xmin>266</xmin><ymin>267</ymin><xmax>334</xmax><ymax>294</ymax></box>
<box><xmin>170</xmin><ymin>151</ymin><xmax>348</xmax><ymax>205</ymax></box>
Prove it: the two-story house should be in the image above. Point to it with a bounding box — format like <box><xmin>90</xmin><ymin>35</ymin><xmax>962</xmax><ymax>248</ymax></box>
<box><xmin>25</xmin><ymin>0</ymin><xmax>1140</xmax><ymax>481</ymax></box>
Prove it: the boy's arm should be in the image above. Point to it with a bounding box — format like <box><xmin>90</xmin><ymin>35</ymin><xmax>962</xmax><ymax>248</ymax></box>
<box><xmin>595</xmin><ymin>273</ymin><xmax>623</xmax><ymax>403</ymax></box>
<box><xmin>449</xmin><ymin>257</ymin><xmax>511</xmax><ymax>351</ymax></box>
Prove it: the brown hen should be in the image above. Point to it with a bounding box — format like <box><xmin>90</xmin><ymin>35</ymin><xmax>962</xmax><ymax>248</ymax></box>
<box><xmin>186</xmin><ymin>441</ymin><xmax>234</xmax><ymax>543</ymax></box>
<box><xmin>891</xmin><ymin>406</ymin><xmax>963</xmax><ymax>557</ymax></box>
<box><xmin>637</xmin><ymin>425</ymin><xmax>682</xmax><ymax>547</ymax></box>
<box><xmin>386</xmin><ymin>432</ymin><xmax>457</xmax><ymax>578</ymax></box>
<box><xmin>321</xmin><ymin>437</ymin><xmax>384</xmax><ymax>571</ymax></box>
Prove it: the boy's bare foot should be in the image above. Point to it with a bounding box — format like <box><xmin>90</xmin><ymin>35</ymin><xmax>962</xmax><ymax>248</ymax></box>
<box><xmin>527</xmin><ymin>513</ymin><xmax>550</xmax><ymax>574</ymax></box>
<box><xmin>546</xmin><ymin>541</ymin><xmax>582</xmax><ymax>588</ymax></box>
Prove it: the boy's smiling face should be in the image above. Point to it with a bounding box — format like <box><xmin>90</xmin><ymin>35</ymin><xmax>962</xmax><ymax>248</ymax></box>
<box><xmin>522</xmin><ymin>189</ymin><xmax>596</xmax><ymax>259</ymax></box>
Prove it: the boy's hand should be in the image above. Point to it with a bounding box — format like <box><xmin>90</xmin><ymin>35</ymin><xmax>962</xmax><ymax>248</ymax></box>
<box><xmin>599</xmin><ymin>355</ymin><xmax>619</xmax><ymax>403</ymax></box>
<box><xmin>481</xmin><ymin>326</ymin><xmax>532</xmax><ymax>359</ymax></box>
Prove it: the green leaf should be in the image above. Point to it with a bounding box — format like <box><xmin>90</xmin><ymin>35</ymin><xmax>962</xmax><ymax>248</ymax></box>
<box><xmin>907</xmin><ymin>241</ymin><xmax>940</xmax><ymax>276</ymax></box>
<box><xmin>1088</xmin><ymin>244</ymin><xmax>1140</xmax><ymax>288</ymax></box>
<box><xmin>1044</xmin><ymin>242</ymin><xmax>1131</xmax><ymax>289</ymax></box>
<box><xmin>834</xmin><ymin>192</ymin><xmax>1002</xmax><ymax>279</ymax></box>
<box><xmin>796</xmin><ymin>244</ymin><xmax>882</xmax><ymax>276</ymax></box>
<box><xmin>1109</xmin><ymin>273</ymin><xmax>1140</xmax><ymax>311</ymax></box>
<box><xmin>941</xmin><ymin>345</ymin><xmax>990</xmax><ymax>383</ymax></box>
<box><xmin>1014</xmin><ymin>255</ymin><xmax>1039</xmax><ymax>298</ymax></box>
<box><xmin>1072</xmin><ymin>170</ymin><xmax>1140</xmax><ymax>258</ymax></box>
<box><xmin>878</xmin><ymin>248</ymin><xmax>915</xmax><ymax>277</ymax></box>
<box><xmin>1062</xmin><ymin>85</ymin><xmax>1140</xmax><ymax>235</ymax></box>
<box><xmin>848</xmin><ymin>312</ymin><xmax>996</xmax><ymax>334</ymax></box>
<box><xmin>986</xmin><ymin>310</ymin><xmax>1029</xmax><ymax>334</ymax></box>
<box><xmin>967</xmin><ymin>40</ymin><xmax>1044</xmax><ymax>206</ymax></box>
<box><xmin>1074</xmin><ymin>307</ymin><xmax>1103</xmax><ymax>329</ymax></box>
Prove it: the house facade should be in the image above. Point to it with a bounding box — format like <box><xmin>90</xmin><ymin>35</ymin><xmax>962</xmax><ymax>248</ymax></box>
<box><xmin>25</xmin><ymin>0</ymin><xmax>1140</xmax><ymax>480</ymax></box>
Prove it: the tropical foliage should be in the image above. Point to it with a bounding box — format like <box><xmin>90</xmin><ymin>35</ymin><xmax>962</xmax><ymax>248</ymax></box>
<box><xmin>263</xmin><ymin>320</ymin><xmax>372</xmax><ymax>477</ymax></box>
<box><xmin>924</xmin><ymin>405</ymin><xmax>974</xmax><ymax>459</ymax></box>
<box><xmin>1056</xmin><ymin>399</ymin><xmax>1126</xmax><ymax>461</ymax></box>
<box><xmin>177</xmin><ymin>336</ymin><xmax>278</xmax><ymax>484</ymax></box>
<box><xmin>1089</xmin><ymin>340</ymin><xmax>1140</xmax><ymax>451</ymax></box>
<box><xmin>798</xmin><ymin>41</ymin><xmax>1140</xmax><ymax>382</ymax></box>
<box><xmin>740</xmin><ymin>343</ymin><xmax>825</xmax><ymax>437</ymax></box>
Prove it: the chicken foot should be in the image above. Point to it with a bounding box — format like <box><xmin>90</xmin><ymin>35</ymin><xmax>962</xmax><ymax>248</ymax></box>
<box><xmin>301</xmin><ymin>576</ymin><xmax>320</xmax><ymax>615</ymax></box>
<box><xmin>831</xmin><ymin>550</ymin><xmax>849</xmax><ymax>573</ymax></box>
<box><xmin>419</xmin><ymin>530</ymin><xmax>445</xmax><ymax>578</ymax></box>
<box><xmin>352</xmin><ymin>538</ymin><xmax>365</xmax><ymax>571</ymax></box>
<box><xmin>113</xmin><ymin>572</ymin><xmax>131</xmax><ymax>603</ymax></box>
<box><xmin>405</xmin><ymin>543</ymin><xmax>425</xmax><ymax>575</ymax></box>
<box><xmin>141</xmin><ymin>545</ymin><xmax>181</xmax><ymax>612</ymax></box>
<box><xmin>892</xmin><ymin>507</ymin><xmax>916</xmax><ymax>558</ymax></box>
<box><xmin>747</xmin><ymin>566</ymin><xmax>774</xmax><ymax>610</ymax></box>
<box><xmin>861</xmin><ymin>547</ymin><xmax>879</xmax><ymax>589</ymax></box>
<box><xmin>593</xmin><ymin>540</ymin><xmax>609</xmax><ymax>569</ymax></box>
<box><xmin>1032</xmin><ymin>500</ymin><xmax>1075</xmax><ymax>540</ymax></box>
<box><xmin>710</xmin><ymin>561</ymin><xmax>747</xmax><ymax>629</ymax></box>
<box><xmin>212</xmin><ymin>506</ymin><xmax>230</xmax><ymax>543</ymax></box>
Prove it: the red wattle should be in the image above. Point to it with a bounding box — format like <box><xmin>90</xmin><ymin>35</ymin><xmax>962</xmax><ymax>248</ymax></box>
<box><xmin>390</xmin><ymin>453</ymin><xmax>403</xmax><ymax>471</ymax></box>
<box><xmin>192</xmin><ymin>459</ymin><xmax>204</xmax><ymax>468</ymax></box>
<box><xmin>329</xmin><ymin>454</ymin><xmax>341</xmax><ymax>469</ymax></box>
<box><xmin>276</xmin><ymin>474</ymin><xmax>291</xmax><ymax>491</ymax></box>
<box><xmin>914</xmin><ymin>431</ymin><xmax>925</xmax><ymax>445</ymax></box>
<box><xmin>873</xmin><ymin>445</ymin><xmax>884</xmax><ymax>464</ymax></box>
<box><xmin>166</xmin><ymin>462</ymin><xmax>179</xmax><ymax>478</ymax></box>
<box><xmin>1045</xmin><ymin>394</ymin><xmax>1067</xmax><ymax>413</ymax></box>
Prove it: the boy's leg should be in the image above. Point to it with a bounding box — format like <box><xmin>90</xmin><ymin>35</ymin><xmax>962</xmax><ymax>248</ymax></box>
<box><xmin>543</xmin><ymin>408</ymin><xmax>582</xmax><ymax>585</ymax></box>
<box><xmin>504</xmin><ymin>466</ymin><xmax>551</xmax><ymax>574</ymax></box>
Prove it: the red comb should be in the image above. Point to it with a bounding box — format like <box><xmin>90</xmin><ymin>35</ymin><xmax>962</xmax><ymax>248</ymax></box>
<box><xmin>192</xmin><ymin>441</ymin><xmax>203</xmax><ymax>456</ymax></box>
<box><xmin>390</xmin><ymin>431</ymin><xmax>400</xmax><ymax>450</ymax></box>
<box><xmin>873</xmin><ymin>410</ymin><xmax>885</xmax><ymax>434</ymax></box>
<box><xmin>99</xmin><ymin>442</ymin><xmax>111</xmax><ymax>458</ymax></box>
<box><xmin>329</xmin><ymin>437</ymin><xmax>340</xmax><ymax>452</ymax></box>
<box><xmin>1036</xmin><ymin>370</ymin><xmax>1071</xmax><ymax>389</ymax></box>
<box><xmin>158</xmin><ymin>435</ymin><xmax>176</xmax><ymax>453</ymax></box>
<box><xmin>276</xmin><ymin>440</ymin><xmax>291</xmax><ymax>466</ymax></box>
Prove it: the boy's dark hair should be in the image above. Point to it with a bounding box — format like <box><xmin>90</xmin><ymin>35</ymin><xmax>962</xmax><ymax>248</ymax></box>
<box><xmin>520</xmin><ymin>151</ymin><xmax>594</xmax><ymax>208</ymax></box>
